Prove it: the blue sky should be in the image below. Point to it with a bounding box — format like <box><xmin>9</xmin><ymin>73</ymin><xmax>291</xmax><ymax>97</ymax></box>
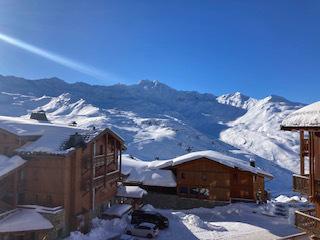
<box><xmin>0</xmin><ymin>0</ymin><xmax>319</xmax><ymax>103</ymax></box>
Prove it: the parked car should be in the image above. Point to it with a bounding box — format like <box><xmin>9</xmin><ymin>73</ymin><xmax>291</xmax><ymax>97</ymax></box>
<box><xmin>126</xmin><ymin>222</ymin><xmax>159</xmax><ymax>238</ymax></box>
<box><xmin>131</xmin><ymin>210</ymin><xmax>169</xmax><ymax>229</ymax></box>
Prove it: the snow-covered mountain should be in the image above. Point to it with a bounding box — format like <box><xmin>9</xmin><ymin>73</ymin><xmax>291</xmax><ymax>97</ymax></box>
<box><xmin>0</xmin><ymin>75</ymin><xmax>306</xmax><ymax>194</ymax></box>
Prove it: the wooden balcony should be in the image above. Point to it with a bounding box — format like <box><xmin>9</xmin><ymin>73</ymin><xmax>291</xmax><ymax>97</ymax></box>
<box><xmin>295</xmin><ymin>209</ymin><xmax>320</xmax><ymax>237</ymax></box>
<box><xmin>93</xmin><ymin>153</ymin><xmax>116</xmax><ymax>167</ymax></box>
<box><xmin>93</xmin><ymin>170</ymin><xmax>120</xmax><ymax>188</ymax></box>
<box><xmin>293</xmin><ymin>174</ymin><xmax>309</xmax><ymax>195</ymax></box>
<box><xmin>81</xmin><ymin>170</ymin><xmax>120</xmax><ymax>191</ymax></box>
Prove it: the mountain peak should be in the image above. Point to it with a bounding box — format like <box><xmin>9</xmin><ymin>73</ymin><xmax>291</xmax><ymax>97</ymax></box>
<box><xmin>138</xmin><ymin>79</ymin><xmax>170</xmax><ymax>90</ymax></box>
<box><xmin>217</xmin><ymin>92</ymin><xmax>257</xmax><ymax>110</ymax></box>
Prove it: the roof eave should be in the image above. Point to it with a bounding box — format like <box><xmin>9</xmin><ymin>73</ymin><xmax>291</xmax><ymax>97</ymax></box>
<box><xmin>280</xmin><ymin>125</ymin><xmax>320</xmax><ymax>132</ymax></box>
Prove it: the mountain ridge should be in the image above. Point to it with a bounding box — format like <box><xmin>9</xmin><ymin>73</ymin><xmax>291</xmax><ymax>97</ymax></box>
<box><xmin>0</xmin><ymin>74</ymin><xmax>306</xmax><ymax>194</ymax></box>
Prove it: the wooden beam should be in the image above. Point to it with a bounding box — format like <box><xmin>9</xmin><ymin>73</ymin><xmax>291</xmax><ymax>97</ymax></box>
<box><xmin>300</xmin><ymin>131</ymin><xmax>305</xmax><ymax>175</ymax></box>
<box><xmin>104</xmin><ymin>134</ymin><xmax>108</xmax><ymax>187</ymax></box>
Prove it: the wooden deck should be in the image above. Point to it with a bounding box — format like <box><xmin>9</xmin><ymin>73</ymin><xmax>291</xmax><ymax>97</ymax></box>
<box><xmin>295</xmin><ymin>209</ymin><xmax>320</xmax><ymax>237</ymax></box>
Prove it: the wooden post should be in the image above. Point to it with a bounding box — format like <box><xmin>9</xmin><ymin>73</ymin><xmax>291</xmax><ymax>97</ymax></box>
<box><xmin>300</xmin><ymin>131</ymin><xmax>305</xmax><ymax>175</ymax></box>
<box><xmin>119</xmin><ymin>148</ymin><xmax>122</xmax><ymax>181</ymax></box>
<box><xmin>309</xmin><ymin>132</ymin><xmax>315</xmax><ymax>199</ymax></box>
<box><xmin>104</xmin><ymin>134</ymin><xmax>108</xmax><ymax>186</ymax></box>
<box><xmin>13</xmin><ymin>170</ymin><xmax>18</xmax><ymax>207</ymax></box>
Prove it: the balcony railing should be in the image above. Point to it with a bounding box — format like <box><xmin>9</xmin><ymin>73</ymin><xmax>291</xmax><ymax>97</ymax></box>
<box><xmin>93</xmin><ymin>170</ymin><xmax>120</xmax><ymax>188</ymax></box>
<box><xmin>93</xmin><ymin>154</ymin><xmax>116</xmax><ymax>167</ymax></box>
<box><xmin>295</xmin><ymin>209</ymin><xmax>320</xmax><ymax>237</ymax></box>
<box><xmin>293</xmin><ymin>174</ymin><xmax>309</xmax><ymax>195</ymax></box>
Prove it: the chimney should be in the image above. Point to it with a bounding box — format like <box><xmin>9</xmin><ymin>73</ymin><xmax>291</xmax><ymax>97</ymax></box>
<box><xmin>250</xmin><ymin>159</ymin><xmax>256</xmax><ymax>168</ymax></box>
<box><xmin>30</xmin><ymin>110</ymin><xmax>49</xmax><ymax>122</ymax></box>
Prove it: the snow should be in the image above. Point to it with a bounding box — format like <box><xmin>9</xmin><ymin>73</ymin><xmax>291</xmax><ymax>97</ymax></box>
<box><xmin>122</xmin><ymin>154</ymin><xmax>177</xmax><ymax>187</ymax></box>
<box><xmin>217</xmin><ymin>92</ymin><xmax>258</xmax><ymax>110</ymax></box>
<box><xmin>282</xmin><ymin>101</ymin><xmax>320</xmax><ymax>128</ymax></box>
<box><xmin>125</xmin><ymin>168</ymin><xmax>177</xmax><ymax>187</ymax></box>
<box><xmin>0</xmin><ymin>79</ymin><xmax>304</xmax><ymax>194</ymax></box>
<box><xmin>0</xmin><ymin>209</ymin><xmax>53</xmax><ymax>233</ymax></box>
<box><xmin>103</xmin><ymin>204</ymin><xmax>132</xmax><ymax>218</ymax></box>
<box><xmin>68</xmin><ymin>202</ymin><xmax>301</xmax><ymax>240</ymax></box>
<box><xmin>149</xmin><ymin>150</ymin><xmax>273</xmax><ymax>178</ymax></box>
<box><xmin>156</xmin><ymin>203</ymin><xmax>300</xmax><ymax>240</ymax></box>
<box><xmin>116</xmin><ymin>185</ymin><xmax>147</xmax><ymax>199</ymax></box>
<box><xmin>18</xmin><ymin>205</ymin><xmax>64</xmax><ymax>214</ymax></box>
<box><xmin>275</xmin><ymin>195</ymin><xmax>308</xmax><ymax>204</ymax></box>
<box><xmin>68</xmin><ymin>217</ymin><xmax>127</xmax><ymax>240</ymax></box>
<box><xmin>0</xmin><ymin>155</ymin><xmax>26</xmax><ymax>179</ymax></box>
<box><xmin>220</xmin><ymin>95</ymin><xmax>303</xmax><ymax>172</ymax></box>
<box><xmin>0</xmin><ymin>115</ymin><xmax>93</xmax><ymax>154</ymax></box>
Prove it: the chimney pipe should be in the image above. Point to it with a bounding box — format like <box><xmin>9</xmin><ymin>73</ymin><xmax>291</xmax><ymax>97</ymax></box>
<box><xmin>250</xmin><ymin>159</ymin><xmax>256</xmax><ymax>168</ymax></box>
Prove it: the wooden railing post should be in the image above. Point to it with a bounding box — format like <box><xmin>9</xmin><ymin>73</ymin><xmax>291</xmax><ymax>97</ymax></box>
<box><xmin>300</xmin><ymin>131</ymin><xmax>305</xmax><ymax>175</ymax></box>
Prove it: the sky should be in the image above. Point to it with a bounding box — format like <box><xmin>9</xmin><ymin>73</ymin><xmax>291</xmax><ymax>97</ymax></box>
<box><xmin>0</xmin><ymin>0</ymin><xmax>319</xmax><ymax>103</ymax></box>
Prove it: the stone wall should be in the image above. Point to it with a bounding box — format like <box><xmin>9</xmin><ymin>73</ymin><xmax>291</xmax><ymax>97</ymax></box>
<box><xmin>143</xmin><ymin>192</ymin><xmax>229</xmax><ymax>210</ymax></box>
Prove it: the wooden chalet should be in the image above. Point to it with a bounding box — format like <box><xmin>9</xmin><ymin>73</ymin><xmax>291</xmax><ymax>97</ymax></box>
<box><xmin>281</xmin><ymin>101</ymin><xmax>320</xmax><ymax>238</ymax></box>
<box><xmin>157</xmin><ymin>151</ymin><xmax>273</xmax><ymax>202</ymax></box>
<box><xmin>123</xmin><ymin>151</ymin><xmax>273</xmax><ymax>207</ymax></box>
<box><xmin>0</xmin><ymin>114</ymin><xmax>125</xmax><ymax>239</ymax></box>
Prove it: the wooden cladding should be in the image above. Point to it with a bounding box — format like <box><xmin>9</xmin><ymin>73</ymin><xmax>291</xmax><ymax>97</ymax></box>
<box><xmin>293</xmin><ymin>174</ymin><xmax>310</xmax><ymax>196</ymax></box>
<box><xmin>173</xmin><ymin>158</ymin><xmax>264</xmax><ymax>202</ymax></box>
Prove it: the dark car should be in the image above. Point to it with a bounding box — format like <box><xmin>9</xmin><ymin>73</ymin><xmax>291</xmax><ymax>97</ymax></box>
<box><xmin>131</xmin><ymin>210</ymin><xmax>169</xmax><ymax>229</ymax></box>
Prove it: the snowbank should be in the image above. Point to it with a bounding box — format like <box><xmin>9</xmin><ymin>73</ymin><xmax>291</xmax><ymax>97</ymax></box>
<box><xmin>68</xmin><ymin>217</ymin><xmax>127</xmax><ymax>240</ymax></box>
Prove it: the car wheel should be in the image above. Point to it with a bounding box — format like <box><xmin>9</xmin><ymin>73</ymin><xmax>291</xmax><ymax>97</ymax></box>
<box><xmin>126</xmin><ymin>230</ymin><xmax>132</xmax><ymax>235</ymax></box>
<box><xmin>147</xmin><ymin>233</ymin><xmax>153</xmax><ymax>239</ymax></box>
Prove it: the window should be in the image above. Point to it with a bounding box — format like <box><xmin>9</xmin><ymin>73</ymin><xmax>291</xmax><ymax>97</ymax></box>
<box><xmin>19</xmin><ymin>170</ymin><xmax>25</xmax><ymax>181</ymax></box>
<box><xmin>179</xmin><ymin>186</ymin><xmax>188</xmax><ymax>194</ymax></box>
<box><xmin>181</xmin><ymin>172</ymin><xmax>185</xmax><ymax>179</ymax></box>
<box><xmin>99</xmin><ymin>145</ymin><xmax>104</xmax><ymax>155</ymax></box>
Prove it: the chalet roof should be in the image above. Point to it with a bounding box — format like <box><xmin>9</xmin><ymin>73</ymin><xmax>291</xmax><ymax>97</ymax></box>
<box><xmin>149</xmin><ymin>150</ymin><xmax>273</xmax><ymax>179</ymax></box>
<box><xmin>0</xmin><ymin>115</ymin><xmax>123</xmax><ymax>155</ymax></box>
<box><xmin>116</xmin><ymin>185</ymin><xmax>147</xmax><ymax>199</ymax></box>
<box><xmin>0</xmin><ymin>155</ymin><xmax>26</xmax><ymax>180</ymax></box>
<box><xmin>125</xmin><ymin>167</ymin><xmax>177</xmax><ymax>187</ymax></box>
<box><xmin>281</xmin><ymin>101</ymin><xmax>320</xmax><ymax>129</ymax></box>
<box><xmin>0</xmin><ymin>209</ymin><xmax>53</xmax><ymax>233</ymax></box>
<box><xmin>103</xmin><ymin>204</ymin><xmax>132</xmax><ymax>218</ymax></box>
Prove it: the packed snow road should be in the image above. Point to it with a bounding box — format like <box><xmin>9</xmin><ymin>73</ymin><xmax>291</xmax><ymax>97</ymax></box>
<box><xmin>68</xmin><ymin>201</ymin><xmax>303</xmax><ymax>240</ymax></box>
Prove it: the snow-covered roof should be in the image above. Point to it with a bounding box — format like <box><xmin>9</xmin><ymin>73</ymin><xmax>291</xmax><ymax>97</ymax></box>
<box><xmin>0</xmin><ymin>209</ymin><xmax>53</xmax><ymax>233</ymax></box>
<box><xmin>122</xmin><ymin>154</ymin><xmax>177</xmax><ymax>187</ymax></box>
<box><xmin>0</xmin><ymin>155</ymin><xmax>26</xmax><ymax>180</ymax></box>
<box><xmin>18</xmin><ymin>205</ymin><xmax>64</xmax><ymax>214</ymax></box>
<box><xmin>150</xmin><ymin>150</ymin><xmax>273</xmax><ymax>178</ymax></box>
<box><xmin>117</xmin><ymin>185</ymin><xmax>147</xmax><ymax>199</ymax></box>
<box><xmin>0</xmin><ymin>115</ymin><xmax>122</xmax><ymax>154</ymax></box>
<box><xmin>103</xmin><ymin>204</ymin><xmax>132</xmax><ymax>218</ymax></box>
<box><xmin>281</xmin><ymin>101</ymin><xmax>320</xmax><ymax>128</ymax></box>
<box><xmin>125</xmin><ymin>168</ymin><xmax>177</xmax><ymax>187</ymax></box>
